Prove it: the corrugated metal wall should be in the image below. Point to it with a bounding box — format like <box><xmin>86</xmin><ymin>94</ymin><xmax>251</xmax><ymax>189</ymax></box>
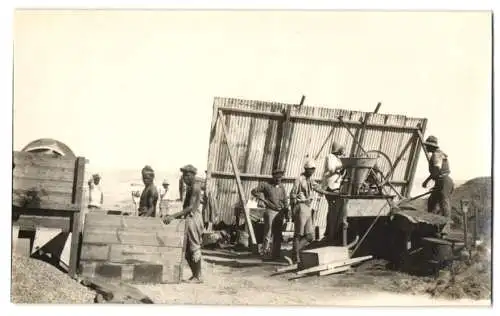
<box><xmin>206</xmin><ymin>97</ymin><xmax>427</xmax><ymax>226</ymax></box>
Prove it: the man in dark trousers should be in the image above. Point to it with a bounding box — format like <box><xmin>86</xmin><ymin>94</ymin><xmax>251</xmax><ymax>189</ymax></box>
<box><xmin>163</xmin><ymin>164</ymin><xmax>204</xmax><ymax>283</ymax></box>
<box><xmin>138</xmin><ymin>165</ymin><xmax>159</xmax><ymax>217</ymax></box>
<box><xmin>251</xmin><ymin>168</ymin><xmax>289</xmax><ymax>260</ymax></box>
<box><xmin>422</xmin><ymin>135</ymin><xmax>454</xmax><ymax>234</ymax></box>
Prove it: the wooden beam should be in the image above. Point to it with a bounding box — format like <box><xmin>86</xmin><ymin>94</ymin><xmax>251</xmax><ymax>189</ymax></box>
<box><xmin>318</xmin><ymin>265</ymin><xmax>351</xmax><ymax>276</ymax></box>
<box><xmin>15</xmin><ymin>215</ymin><xmax>71</xmax><ymax>232</ymax></box>
<box><xmin>405</xmin><ymin>121</ymin><xmax>429</xmax><ymax>196</ymax></box>
<box><xmin>296</xmin><ymin>255</ymin><xmax>373</xmax><ymax>275</ymax></box>
<box><xmin>217</xmin><ymin>106</ymin><xmax>420</xmax><ymax>132</ymax></box>
<box><xmin>217</xmin><ymin>110</ymin><xmax>257</xmax><ymax>247</ymax></box>
<box><xmin>69</xmin><ymin>157</ymin><xmax>86</xmax><ymax>279</ymax></box>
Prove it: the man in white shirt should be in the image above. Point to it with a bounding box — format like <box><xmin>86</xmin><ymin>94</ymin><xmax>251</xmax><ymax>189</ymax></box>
<box><xmin>321</xmin><ymin>142</ymin><xmax>345</xmax><ymax>243</ymax></box>
<box><xmin>158</xmin><ymin>179</ymin><xmax>170</xmax><ymax>217</ymax></box>
<box><xmin>88</xmin><ymin>174</ymin><xmax>103</xmax><ymax>210</ymax></box>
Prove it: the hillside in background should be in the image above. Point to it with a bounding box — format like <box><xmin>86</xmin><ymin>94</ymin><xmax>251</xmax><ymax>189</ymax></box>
<box><xmin>406</xmin><ymin>177</ymin><xmax>492</xmax><ymax>239</ymax></box>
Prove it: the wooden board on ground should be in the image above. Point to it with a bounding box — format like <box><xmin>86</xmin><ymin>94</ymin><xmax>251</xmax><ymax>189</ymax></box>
<box><xmin>80</xmin><ymin>213</ymin><xmax>185</xmax><ymax>284</ymax></box>
<box><xmin>299</xmin><ymin>246</ymin><xmax>349</xmax><ymax>271</ymax></box>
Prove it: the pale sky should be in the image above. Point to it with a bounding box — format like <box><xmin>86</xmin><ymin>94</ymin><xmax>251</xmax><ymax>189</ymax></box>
<box><xmin>13</xmin><ymin>10</ymin><xmax>492</xmax><ymax>181</ymax></box>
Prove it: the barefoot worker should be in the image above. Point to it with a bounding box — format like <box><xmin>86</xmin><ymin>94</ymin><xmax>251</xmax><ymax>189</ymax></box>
<box><xmin>250</xmin><ymin>168</ymin><xmax>290</xmax><ymax>260</ymax></box>
<box><xmin>422</xmin><ymin>135</ymin><xmax>454</xmax><ymax>234</ymax></box>
<box><xmin>163</xmin><ymin>164</ymin><xmax>204</xmax><ymax>283</ymax></box>
<box><xmin>290</xmin><ymin>159</ymin><xmax>318</xmax><ymax>264</ymax></box>
<box><xmin>138</xmin><ymin>165</ymin><xmax>159</xmax><ymax>217</ymax></box>
<box><xmin>88</xmin><ymin>174</ymin><xmax>104</xmax><ymax>210</ymax></box>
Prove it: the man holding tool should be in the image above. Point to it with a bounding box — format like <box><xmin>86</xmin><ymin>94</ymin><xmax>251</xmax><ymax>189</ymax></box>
<box><xmin>163</xmin><ymin>164</ymin><xmax>204</xmax><ymax>283</ymax></box>
<box><xmin>290</xmin><ymin>159</ymin><xmax>318</xmax><ymax>264</ymax></box>
<box><xmin>251</xmin><ymin>168</ymin><xmax>290</xmax><ymax>260</ymax></box>
<box><xmin>422</xmin><ymin>135</ymin><xmax>454</xmax><ymax>234</ymax></box>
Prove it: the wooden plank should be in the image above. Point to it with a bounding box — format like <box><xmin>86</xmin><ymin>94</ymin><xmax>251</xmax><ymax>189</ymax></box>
<box><xmin>318</xmin><ymin>265</ymin><xmax>351</xmax><ymax>276</ymax></box>
<box><xmin>13</xmin><ymin>151</ymin><xmax>76</xmax><ymax>169</ymax></box>
<box><xmin>84</xmin><ymin>213</ymin><xmax>174</xmax><ymax>230</ymax></box>
<box><xmin>275</xmin><ymin>264</ymin><xmax>298</xmax><ymax>273</ymax></box>
<box><xmin>297</xmin><ymin>255</ymin><xmax>373</xmax><ymax>275</ymax></box>
<box><xmin>82</xmin><ymin>228</ymin><xmax>184</xmax><ymax>248</ymax></box>
<box><xmin>12</xmin><ymin>198</ymin><xmax>80</xmax><ymax>211</ymax></box>
<box><xmin>15</xmin><ymin>215</ymin><xmax>71</xmax><ymax>231</ymax></box>
<box><xmin>13</xmin><ymin>178</ymin><xmax>74</xmax><ymax>194</ymax></box>
<box><xmin>69</xmin><ymin>157</ymin><xmax>85</xmax><ymax>278</ymax></box>
<box><xmin>108</xmin><ymin>244</ymin><xmax>182</xmax><ymax>264</ymax></box>
<box><xmin>216</xmin><ymin>107</ymin><xmax>421</xmax><ymax>132</ymax></box>
<box><xmin>13</xmin><ymin>166</ymin><xmax>75</xmax><ymax>182</ymax></box>
<box><xmin>217</xmin><ymin>110</ymin><xmax>257</xmax><ymax>247</ymax></box>
<box><xmin>80</xmin><ymin>244</ymin><xmax>110</xmax><ymax>261</ymax></box>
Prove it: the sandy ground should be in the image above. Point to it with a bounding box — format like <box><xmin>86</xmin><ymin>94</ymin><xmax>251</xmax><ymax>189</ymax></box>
<box><xmin>136</xmin><ymin>250</ymin><xmax>491</xmax><ymax>307</ymax></box>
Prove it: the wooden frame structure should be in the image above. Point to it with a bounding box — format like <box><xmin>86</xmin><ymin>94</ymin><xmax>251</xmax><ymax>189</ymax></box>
<box><xmin>205</xmin><ymin>97</ymin><xmax>428</xmax><ymax>243</ymax></box>
<box><xmin>12</xmin><ymin>151</ymin><xmax>87</xmax><ymax>278</ymax></box>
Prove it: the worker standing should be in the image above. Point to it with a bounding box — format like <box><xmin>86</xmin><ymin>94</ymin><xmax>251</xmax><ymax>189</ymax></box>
<box><xmin>290</xmin><ymin>159</ymin><xmax>318</xmax><ymax>264</ymax></box>
<box><xmin>158</xmin><ymin>179</ymin><xmax>170</xmax><ymax>217</ymax></box>
<box><xmin>422</xmin><ymin>136</ymin><xmax>454</xmax><ymax>234</ymax></box>
<box><xmin>250</xmin><ymin>168</ymin><xmax>289</xmax><ymax>260</ymax></box>
<box><xmin>88</xmin><ymin>174</ymin><xmax>103</xmax><ymax>210</ymax></box>
<box><xmin>138</xmin><ymin>165</ymin><xmax>159</xmax><ymax>217</ymax></box>
<box><xmin>320</xmin><ymin>142</ymin><xmax>345</xmax><ymax>243</ymax></box>
<box><xmin>163</xmin><ymin>164</ymin><xmax>204</xmax><ymax>283</ymax></box>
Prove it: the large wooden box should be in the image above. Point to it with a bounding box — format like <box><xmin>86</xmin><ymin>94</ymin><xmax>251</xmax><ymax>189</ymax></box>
<box><xmin>79</xmin><ymin>213</ymin><xmax>185</xmax><ymax>284</ymax></box>
<box><xmin>299</xmin><ymin>246</ymin><xmax>349</xmax><ymax>270</ymax></box>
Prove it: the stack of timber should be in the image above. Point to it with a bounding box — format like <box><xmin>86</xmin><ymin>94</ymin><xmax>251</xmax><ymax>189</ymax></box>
<box><xmin>79</xmin><ymin>213</ymin><xmax>185</xmax><ymax>284</ymax></box>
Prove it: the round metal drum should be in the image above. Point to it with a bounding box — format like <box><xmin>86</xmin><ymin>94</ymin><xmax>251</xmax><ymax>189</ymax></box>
<box><xmin>21</xmin><ymin>138</ymin><xmax>76</xmax><ymax>158</ymax></box>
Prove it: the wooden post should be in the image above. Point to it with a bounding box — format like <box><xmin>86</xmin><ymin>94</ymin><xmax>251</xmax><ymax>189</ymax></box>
<box><xmin>461</xmin><ymin>200</ymin><xmax>469</xmax><ymax>250</ymax></box>
<box><xmin>405</xmin><ymin>120</ymin><xmax>428</xmax><ymax>197</ymax></box>
<box><xmin>473</xmin><ymin>207</ymin><xmax>479</xmax><ymax>246</ymax></box>
<box><xmin>342</xmin><ymin>199</ymin><xmax>348</xmax><ymax>247</ymax></box>
<box><xmin>69</xmin><ymin>157</ymin><xmax>85</xmax><ymax>278</ymax></box>
<box><xmin>217</xmin><ymin>110</ymin><xmax>257</xmax><ymax>247</ymax></box>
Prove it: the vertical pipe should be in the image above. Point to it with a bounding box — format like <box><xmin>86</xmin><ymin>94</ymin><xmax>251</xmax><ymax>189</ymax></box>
<box><xmin>342</xmin><ymin>198</ymin><xmax>348</xmax><ymax>246</ymax></box>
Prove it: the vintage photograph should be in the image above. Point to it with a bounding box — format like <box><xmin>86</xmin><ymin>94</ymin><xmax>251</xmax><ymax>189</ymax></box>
<box><xmin>11</xmin><ymin>10</ymin><xmax>492</xmax><ymax>306</ymax></box>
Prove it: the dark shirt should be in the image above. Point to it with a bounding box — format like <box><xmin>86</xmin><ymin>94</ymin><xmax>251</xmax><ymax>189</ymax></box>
<box><xmin>183</xmin><ymin>182</ymin><xmax>202</xmax><ymax>216</ymax></box>
<box><xmin>251</xmin><ymin>181</ymin><xmax>289</xmax><ymax>211</ymax></box>
<box><xmin>139</xmin><ymin>183</ymin><xmax>159</xmax><ymax>217</ymax></box>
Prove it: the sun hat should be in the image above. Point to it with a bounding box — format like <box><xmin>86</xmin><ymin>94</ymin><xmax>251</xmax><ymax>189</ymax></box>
<box><xmin>304</xmin><ymin>159</ymin><xmax>317</xmax><ymax>169</ymax></box>
<box><xmin>423</xmin><ymin>135</ymin><xmax>439</xmax><ymax>148</ymax></box>
<box><xmin>180</xmin><ymin>164</ymin><xmax>198</xmax><ymax>174</ymax></box>
<box><xmin>331</xmin><ymin>142</ymin><xmax>345</xmax><ymax>155</ymax></box>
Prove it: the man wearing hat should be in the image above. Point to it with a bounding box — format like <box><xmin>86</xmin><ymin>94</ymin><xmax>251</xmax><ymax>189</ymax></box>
<box><xmin>163</xmin><ymin>164</ymin><xmax>204</xmax><ymax>283</ymax></box>
<box><xmin>320</xmin><ymin>141</ymin><xmax>346</xmax><ymax>243</ymax></box>
<box><xmin>250</xmin><ymin>168</ymin><xmax>290</xmax><ymax>260</ymax></box>
<box><xmin>158</xmin><ymin>179</ymin><xmax>170</xmax><ymax>217</ymax></box>
<box><xmin>88</xmin><ymin>174</ymin><xmax>103</xmax><ymax>210</ymax></box>
<box><xmin>290</xmin><ymin>159</ymin><xmax>319</xmax><ymax>263</ymax></box>
<box><xmin>422</xmin><ymin>135</ymin><xmax>454</xmax><ymax>232</ymax></box>
<box><xmin>138</xmin><ymin>165</ymin><xmax>159</xmax><ymax>217</ymax></box>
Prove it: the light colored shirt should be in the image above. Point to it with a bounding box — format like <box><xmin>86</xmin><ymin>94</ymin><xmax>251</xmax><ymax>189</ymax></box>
<box><xmin>88</xmin><ymin>182</ymin><xmax>103</xmax><ymax>207</ymax></box>
<box><xmin>322</xmin><ymin>153</ymin><xmax>344</xmax><ymax>190</ymax></box>
<box><xmin>158</xmin><ymin>186</ymin><xmax>168</xmax><ymax>201</ymax></box>
<box><xmin>290</xmin><ymin>174</ymin><xmax>316</xmax><ymax>207</ymax></box>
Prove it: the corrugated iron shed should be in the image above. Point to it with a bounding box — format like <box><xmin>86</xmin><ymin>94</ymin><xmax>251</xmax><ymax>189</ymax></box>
<box><xmin>206</xmin><ymin>97</ymin><xmax>427</xmax><ymax>227</ymax></box>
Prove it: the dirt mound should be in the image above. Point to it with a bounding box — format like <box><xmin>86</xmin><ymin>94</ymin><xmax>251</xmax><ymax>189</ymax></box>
<box><xmin>425</xmin><ymin>245</ymin><xmax>491</xmax><ymax>300</ymax></box>
<box><xmin>11</xmin><ymin>254</ymin><xmax>95</xmax><ymax>304</ymax></box>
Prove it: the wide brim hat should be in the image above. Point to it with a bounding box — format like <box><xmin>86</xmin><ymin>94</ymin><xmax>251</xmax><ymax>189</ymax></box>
<box><xmin>423</xmin><ymin>135</ymin><xmax>439</xmax><ymax>148</ymax></box>
<box><xmin>303</xmin><ymin>159</ymin><xmax>317</xmax><ymax>169</ymax></box>
<box><xmin>331</xmin><ymin>141</ymin><xmax>345</xmax><ymax>155</ymax></box>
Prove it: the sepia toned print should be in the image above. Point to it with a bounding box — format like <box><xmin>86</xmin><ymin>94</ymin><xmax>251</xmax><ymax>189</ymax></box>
<box><xmin>11</xmin><ymin>10</ymin><xmax>491</xmax><ymax>305</ymax></box>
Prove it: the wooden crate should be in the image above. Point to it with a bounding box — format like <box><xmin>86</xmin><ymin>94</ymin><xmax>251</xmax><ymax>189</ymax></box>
<box><xmin>12</xmin><ymin>151</ymin><xmax>86</xmax><ymax>278</ymax></box>
<box><xmin>299</xmin><ymin>246</ymin><xmax>350</xmax><ymax>270</ymax></box>
<box><xmin>79</xmin><ymin>213</ymin><xmax>185</xmax><ymax>284</ymax></box>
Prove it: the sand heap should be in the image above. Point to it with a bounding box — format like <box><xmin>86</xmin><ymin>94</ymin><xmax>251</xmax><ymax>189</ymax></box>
<box><xmin>11</xmin><ymin>254</ymin><xmax>95</xmax><ymax>304</ymax></box>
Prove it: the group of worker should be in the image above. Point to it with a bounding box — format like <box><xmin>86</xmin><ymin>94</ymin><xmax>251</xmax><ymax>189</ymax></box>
<box><xmin>85</xmin><ymin>133</ymin><xmax>453</xmax><ymax>282</ymax></box>
<box><xmin>250</xmin><ymin>135</ymin><xmax>454</xmax><ymax>264</ymax></box>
